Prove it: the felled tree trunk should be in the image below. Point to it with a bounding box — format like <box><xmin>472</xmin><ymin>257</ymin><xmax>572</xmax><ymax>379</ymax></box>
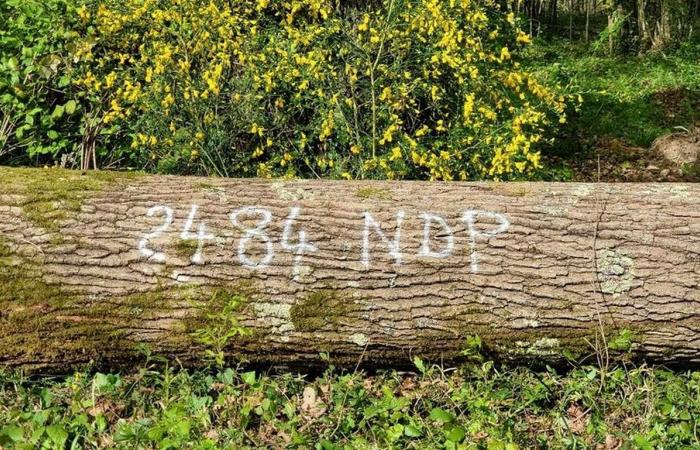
<box><xmin>1</xmin><ymin>167</ymin><xmax>699</xmax><ymax>372</ymax></box>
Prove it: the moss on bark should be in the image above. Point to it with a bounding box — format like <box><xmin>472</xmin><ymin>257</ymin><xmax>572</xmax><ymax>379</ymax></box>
<box><xmin>0</xmin><ymin>167</ymin><xmax>141</xmax><ymax>234</ymax></box>
<box><xmin>0</xmin><ymin>233</ymin><xmax>257</xmax><ymax>369</ymax></box>
<box><xmin>355</xmin><ymin>187</ymin><xmax>392</xmax><ymax>200</ymax></box>
<box><xmin>290</xmin><ymin>290</ymin><xmax>359</xmax><ymax>332</ymax></box>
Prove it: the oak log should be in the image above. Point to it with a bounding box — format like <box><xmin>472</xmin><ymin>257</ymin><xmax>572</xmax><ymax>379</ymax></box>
<box><xmin>0</xmin><ymin>167</ymin><xmax>699</xmax><ymax>371</ymax></box>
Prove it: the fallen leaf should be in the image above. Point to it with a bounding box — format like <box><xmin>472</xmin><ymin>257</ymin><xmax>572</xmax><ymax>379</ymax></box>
<box><xmin>301</xmin><ymin>386</ymin><xmax>326</xmax><ymax>418</ymax></box>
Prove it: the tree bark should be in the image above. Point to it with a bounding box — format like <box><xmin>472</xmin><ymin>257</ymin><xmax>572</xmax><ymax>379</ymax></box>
<box><xmin>570</xmin><ymin>0</ymin><xmax>574</xmax><ymax>40</ymax></box>
<box><xmin>586</xmin><ymin>0</ymin><xmax>591</xmax><ymax>43</ymax></box>
<box><xmin>1</xmin><ymin>168</ymin><xmax>699</xmax><ymax>372</ymax></box>
<box><xmin>637</xmin><ymin>0</ymin><xmax>649</xmax><ymax>50</ymax></box>
<box><xmin>653</xmin><ymin>0</ymin><xmax>672</xmax><ymax>48</ymax></box>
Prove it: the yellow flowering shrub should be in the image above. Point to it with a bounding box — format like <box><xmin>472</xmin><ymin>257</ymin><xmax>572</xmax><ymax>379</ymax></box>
<box><xmin>70</xmin><ymin>0</ymin><xmax>569</xmax><ymax>179</ymax></box>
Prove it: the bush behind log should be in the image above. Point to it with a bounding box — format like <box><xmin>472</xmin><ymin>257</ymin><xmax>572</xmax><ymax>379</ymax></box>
<box><xmin>1</xmin><ymin>0</ymin><xmax>571</xmax><ymax>180</ymax></box>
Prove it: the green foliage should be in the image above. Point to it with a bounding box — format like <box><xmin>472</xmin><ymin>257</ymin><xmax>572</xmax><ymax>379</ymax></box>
<box><xmin>460</xmin><ymin>334</ymin><xmax>484</xmax><ymax>362</ymax></box>
<box><xmin>524</xmin><ymin>40</ymin><xmax>700</xmax><ymax>152</ymax></box>
<box><xmin>0</xmin><ymin>0</ymin><xmax>81</xmax><ymax>163</ymax></box>
<box><xmin>1</xmin><ymin>0</ymin><xmax>569</xmax><ymax>180</ymax></box>
<box><xmin>3</xmin><ymin>0</ymin><xmax>697</xmax><ymax>181</ymax></box>
<box><xmin>1</xmin><ymin>361</ymin><xmax>700</xmax><ymax>448</ymax></box>
<box><xmin>608</xmin><ymin>328</ymin><xmax>633</xmax><ymax>352</ymax></box>
<box><xmin>191</xmin><ymin>291</ymin><xmax>250</xmax><ymax>369</ymax></box>
<box><xmin>591</xmin><ymin>9</ymin><xmax>630</xmax><ymax>55</ymax></box>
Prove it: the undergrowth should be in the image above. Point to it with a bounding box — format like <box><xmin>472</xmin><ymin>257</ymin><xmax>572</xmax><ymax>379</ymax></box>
<box><xmin>525</xmin><ymin>40</ymin><xmax>700</xmax><ymax>150</ymax></box>
<box><xmin>0</xmin><ymin>355</ymin><xmax>698</xmax><ymax>448</ymax></box>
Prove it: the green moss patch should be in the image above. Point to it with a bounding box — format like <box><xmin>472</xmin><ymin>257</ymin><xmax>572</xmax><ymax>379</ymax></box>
<box><xmin>356</xmin><ymin>187</ymin><xmax>392</xmax><ymax>200</ymax></box>
<box><xmin>0</xmin><ymin>236</ymin><xmax>254</xmax><ymax>369</ymax></box>
<box><xmin>0</xmin><ymin>167</ymin><xmax>141</xmax><ymax>233</ymax></box>
<box><xmin>173</xmin><ymin>239</ymin><xmax>200</xmax><ymax>259</ymax></box>
<box><xmin>290</xmin><ymin>290</ymin><xmax>356</xmax><ymax>332</ymax></box>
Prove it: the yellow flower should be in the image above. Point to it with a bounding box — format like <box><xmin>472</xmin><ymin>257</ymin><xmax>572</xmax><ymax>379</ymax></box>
<box><xmin>104</xmin><ymin>72</ymin><xmax>117</xmax><ymax>89</ymax></box>
<box><xmin>358</xmin><ymin>14</ymin><xmax>370</xmax><ymax>32</ymax></box>
<box><xmin>500</xmin><ymin>47</ymin><xmax>511</xmax><ymax>61</ymax></box>
<box><xmin>516</xmin><ymin>32</ymin><xmax>531</xmax><ymax>45</ymax></box>
<box><xmin>161</xmin><ymin>93</ymin><xmax>175</xmax><ymax>108</ymax></box>
<box><xmin>77</xmin><ymin>5</ymin><xmax>90</xmax><ymax>22</ymax></box>
<box><xmin>250</xmin><ymin>123</ymin><xmax>265</xmax><ymax>136</ymax></box>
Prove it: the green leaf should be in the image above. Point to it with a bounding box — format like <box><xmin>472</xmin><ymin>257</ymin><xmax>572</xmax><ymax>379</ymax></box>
<box><xmin>413</xmin><ymin>356</ymin><xmax>426</xmax><ymax>374</ymax></box>
<box><xmin>219</xmin><ymin>368</ymin><xmax>235</xmax><ymax>384</ymax></box>
<box><xmin>241</xmin><ymin>371</ymin><xmax>256</xmax><ymax>385</ymax></box>
<box><xmin>51</xmin><ymin>104</ymin><xmax>64</xmax><ymax>119</ymax></box>
<box><xmin>386</xmin><ymin>423</ymin><xmax>404</xmax><ymax>442</ymax></box>
<box><xmin>40</xmin><ymin>387</ymin><xmax>53</xmax><ymax>408</ymax></box>
<box><xmin>95</xmin><ymin>414</ymin><xmax>107</xmax><ymax>433</ymax></box>
<box><xmin>658</xmin><ymin>400</ymin><xmax>673</xmax><ymax>416</ymax></box>
<box><xmin>174</xmin><ymin>419</ymin><xmax>190</xmax><ymax>437</ymax></box>
<box><xmin>487</xmin><ymin>439</ymin><xmax>507</xmax><ymax>450</ymax></box>
<box><xmin>0</xmin><ymin>425</ymin><xmax>23</xmax><ymax>443</ymax></box>
<box><xmin>46</xmin><ymin>425</ymin><xmax>68</xmax><ymax>447</ymax></box>
<box><xmin>429</xmin><ymin>408</ymin><xmax>454</xmax><ymax>424</ymax></box>
<box><xmin>15</xmin><ymin>124</ymin><xmax>29</xmax><ymax>139</ymax></box>
<box><xmin>7</xmin><ymin>57</ymin><xmax>18</xmax><ymax>71</ymax></box>
<box><xmin>404</xmin><ymin>424</ymin><xmax>422</xmax><ymax>437</ymax></box>
<box><xmin>446</xmin><ymin>426</ymin><xmax>465</xmax><ymax>443</ymax></box>
<box><xmin>632</xmin><ymin>435</ymin><xmax>653</xmax><ymax>450</ymax></box>
<box><xmin>64</xmin><ymin>99</ymin><xmax>77</xmax><ymax>114</ymax></box>
<box><xmin>319</xmin><ymin>440</ymin><xmax>337</xmax><ymax>450</ymax></box>
<box><xmin>562</xmin><ymin>349</ymin><xmax>576</xmax><ymax>361</ymax></box>
<box><xmin>93</xmin><ymin>372</ymin><xmax>120</xmax><ymax>392</ymax></box>
<box><xmin>609</xmin><ymin>329</ymin><xmax>633</xmax><ymax>352</ymax></box>
<box><xmin>47</xmin><ymin>130</ymin><xmax>59</xmax><ymax>140</ymax></box>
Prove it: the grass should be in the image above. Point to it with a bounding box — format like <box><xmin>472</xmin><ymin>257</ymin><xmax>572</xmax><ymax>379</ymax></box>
<box><xmin>0</xmin><ymin>356</ymin><xmax>698</xmax><ymax>449</ymax></box>
<box><xmin>520</xmin><ymin>40</ymin><xmax>700</xmax><ymax>182</ymax></box>
<box><xmin>526</xmin><ymin>40</ymin><xmax>700</xmax><ymax>149</ymax></box>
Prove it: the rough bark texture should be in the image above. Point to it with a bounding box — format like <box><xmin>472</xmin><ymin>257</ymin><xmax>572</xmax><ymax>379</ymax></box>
<box><xmin>1</xmin><ymin>167</ymin><xmax>699</xmax><ymax>372</ymax></box>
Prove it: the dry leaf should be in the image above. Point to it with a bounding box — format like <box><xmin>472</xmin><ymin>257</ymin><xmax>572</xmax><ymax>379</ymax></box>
<box><xmin>301</xmin><ymin>386</ymin><xmax>326</xmax><ymax>418</ymax></box>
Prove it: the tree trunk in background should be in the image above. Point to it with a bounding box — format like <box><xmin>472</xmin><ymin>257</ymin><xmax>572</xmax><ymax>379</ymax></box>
<box><xmin>586</xmin><ymin>0</ymin><xmax>591</xmax><ymax>42</ymax></box>
<box><xmin>1</xmin><ymin>168</ymin><xmax>699</xmax><ymax>372</ymax></box>
<box><xmin>570</xmin><ymin>0</ymin><xmax>574</xmax><ymax>39</ymax></box>
<box><xmin>512</xmin><ymin>0</ymin><xmax>697</xmax><ymax>48</ymax></box>
<box><xmin>636</xmin><ymin>0</ymin><xmax>649</xmax><ymax>49</ymax></box>
<box><xmin>608</xmin><ymin>13</ymin><xmax>614</xmax><ymax>53</ymax></box>
<box><xmin>652</xmin><ymin>0</ymin><xmax>671</xmax><ymax>48</ymax></box>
